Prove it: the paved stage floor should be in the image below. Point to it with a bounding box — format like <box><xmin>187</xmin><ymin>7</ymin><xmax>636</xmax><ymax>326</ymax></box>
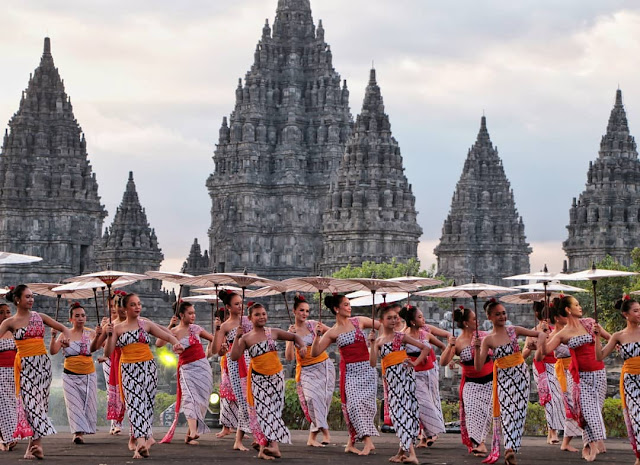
<box><xmin>1</xmin><ymin>429</ymin><xmax>634</xmax><ymax>464</ymax></box>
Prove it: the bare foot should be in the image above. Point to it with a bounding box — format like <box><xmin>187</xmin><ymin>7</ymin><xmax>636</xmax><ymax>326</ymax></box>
<box><xmin>30</xmin><ymin>445</ymin><xmax>44</xmax><ymax>460</ymax></box>
<box><xmin>345</xmin><ymin>444</ymin><xmax>361</xmax><ymax>454</ymax></box>
<box><xmin>505</xmin><ymin>448</ymin><xmax>517</xmax><ymax>465</ymax></box>
<box><xmin>584</xmin><ymin>445</ymin><xmax>597</xmax><ymax>462</ymax></box>
<box><xmin>595</xmin><ymin>440</ymin><xmax>606</xmax><ymax>454</ymax></box>
<box><xmin>233</xmin><ymin>441</ymin><xmax>249</xmax><ymax>451</ymax></box>
<box><xmin>128</xmin><ymin>436</ymin><xmax>136</xmax><ymax>451</ymax></box>
<box><xmin>139</xmin><ymin>445</ymin><xmax>150</xmax><ymax>458</ymax></box>
<box><xmin>24</xmin><ymin>450</ymin><xmax>36</xmax><ymax>460</ymax></box>
<box><xmin>634</xmin><ymin>458</ymin><xmax>640</xmax><ymax>465</ymax></box>
<box><xmin>264</xmin><ymin>444</ymin><xmax>281</xmax><ymax>458</ymax></box>
<box><xmin>401</xmin><ymin>454</ymin><xmax>419</xmax><ymax>464</ymax></box>
<box><xmin>307</xmin><ymin>439</ymin><xmax>324</xmax><ymax>447</ymax></box>
<box><xmin>7</xmin><ymin>441</ymin><xmax>17</xmax><ymax>451</ymax></box>
<box><xmin>561</xmin><ymin>445</ymin><xmax>579</xmax><ymax>452</ymax></box>
<box><xmin>359</xmin><ymin>442</ymin><xmax>375</xmax><ymax>456</ymax></box>
<box><xmin>416</xmin><ymin>438</ymin><xmax>428</xmax><ymax>449</ymax></box>
<box><xmin>185</xmin><ymin>435</ymin><xmax>200</xmax><ymax>445</ymax></box>
<box><xmin>258</xmin><ymin>449</ymin><xmax>275</xmax><ymax>461</ymax></box>
<box><xmin>147</xmin><ymin>436</ymin><xmax>156</xmax><ymax>449</ymax></box>
<box><xmin>389</xmin><ymin>450</ymin><xmax>404</xmax><ymax>463</ymax></box>
<box><xmin>216</xmin><ymin>427</ymin><xmax>234</xmax><ymax>438</ymax></box>
<box><xmin>321</xmin><ymin>430</ymin><xmax>331</xmax><ymax>444</ymax></box>
<box><xmin>0</xmin><ymin>444</ymin><xmax>6</xmax><ymax>452</ymax></box>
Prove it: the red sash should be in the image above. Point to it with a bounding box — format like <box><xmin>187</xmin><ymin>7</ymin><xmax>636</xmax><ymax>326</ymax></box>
<box><xmin>228</xmin><ymin>341</ymin><xmax>248</xmax><ymax>378</ymax></box>
<box><xmin>409</xmin><ymin>349</ymin><xmax>435</xmax><ymax>372</ymax></box>
<box><xmin>0</xmin><ymin>349</ymin><xmax>16</xmax><ymax>368</ymax></box>
<box><xmin>338</xmin><ymin>340</ymin><xmax>370</xmax><ymax>404</ymax></box>
<box><xmin>108</xmin><ymin>347</ymin><xmax>121</xmax><ymax>386</ymax></box>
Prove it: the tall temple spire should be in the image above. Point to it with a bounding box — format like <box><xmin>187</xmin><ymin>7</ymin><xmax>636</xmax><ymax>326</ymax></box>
<box><xmin>320</xmin><ymin>69</ymin><xmax>421</xmax><ymax>274</ymax></box>
<box><xmin>0</xmin><ymin>37</ymin><xmax>107</xmax><ymax>286</ymax></box>
<box><xmin>434</xmin><ymin>116</ymin><xmax>531</xmax><ymax>285</ymax></box>
<box><xmin>564</xmin><ymin>89</ymin><xmax>640</xmax><ymax>270</ymax></box>
<box><xmin>206</xmin><ymin>0</ymin><xmax>352</xmax><ymax>279</ymax></box>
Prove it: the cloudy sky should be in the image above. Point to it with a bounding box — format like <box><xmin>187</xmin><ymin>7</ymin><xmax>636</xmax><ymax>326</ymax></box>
<box><xmin>1</xmin><ymin>0</ymin><xmax>639</xmax><ymax>275</ymax></box>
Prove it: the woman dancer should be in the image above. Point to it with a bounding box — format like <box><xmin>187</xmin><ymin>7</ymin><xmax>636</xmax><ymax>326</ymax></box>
<box><xmin>540</xmin><ymin>295</ymin><xmax>611</xmax><ymax>462</ymax></box>
<box><xmin>95</xmin><ymin>291</ymin><xmax>127</xmax><ymax>435</ymax></box>
<box><xmin>400</xmin><ymin>304</ymin><xmax>447</xmax><ymax>448</ymax></box>
<box><xmin>369</xmin><ymin>303</ymin><xmax>430</xmax><ymax>464</ymax></box>
<box><xmin>440</xmin><ymin>306</ymin><xmax>493</xmax><ymax>457</ymax></box>
<box><xmin>211</xmin><ymin>291</ymin><xmax>253</xmax><ymax>451</ymax></box>
<box><xmin>311</xmin><ymin>294</ymin><xmax>380</xmax><ymax>456</ymax></box>
<box><xmin>0</xmin><ymin>284</ymin><xmax>71</xmax><ymax>460</ymax></box>
<box><xmin>547</xmin><ymin>302</ymin><xmax>582</xmax><ymax>452</ymax></box>
<box><xmin>522</xmin><ymin>301</ymin><xmax>564</xmax><ymax>445</ymax></box>
<box><xmin>0</xmin><ymin>303</ymin><xmax>18</xmax><ymax>451</ymax></box>
<box><xmin>208</xmin><ymin>309</ymin><xmax>237</xmax><ymax>439</ymax></box>
<box><xmin>285</xmin><ymin>294</ymin><xmax>334</xmax><ymax>447</ymax></box>
<box><xmin>231</xmin><ymin>303</ymin><xmax>304</xmax><ymax>460</ymax></box>
<box><xmin>475</xmin><ymin>299</ymin><xmax>545</xmax><ymax>465</ymax></box>
<box><xmin>594</xmin><ymin>296</ymin><xmax>640</xmax><ymax>464</ymax></box>
<box><xmin>159</xmin><ymin>301</ymin><xmax>214</xmax><ymax>445</ymax></box>
<box><xmin>104</xmin><ymin>293</ymin><xmax>184</xmax><ymax>459</ymax></box>
<box><xmin>50</xmin><ymin>302</ymin><xmax>101</xmax><ymax>444</ymax></box>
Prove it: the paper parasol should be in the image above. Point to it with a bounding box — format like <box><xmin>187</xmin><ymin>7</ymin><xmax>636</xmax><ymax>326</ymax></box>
<box><xmin>0</xmin><ymin>252</ymin><xmax>42</xmax><ymax>265</ymax></box>
<box><xmin>349</xmin><ymin>292</ymin><xmax>406</xmax><ymax>307</ymax></box>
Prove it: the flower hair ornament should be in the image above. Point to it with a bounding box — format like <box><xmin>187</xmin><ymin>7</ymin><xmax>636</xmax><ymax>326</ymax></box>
<box><xmin>9</xmin><ymin>286</ymin><xmax>14</xmax><ymax>291</ymax></box>
<box><xmin>488</xmin><ymin>298</ymin><xmax>497</xmax><ymax>303</ymax></box>
<box><xmin>225</xmin><ymin>289</ymin><xmax>233</xmax><ymax>295</ymax></box>
<box><xmin>624</xmin><ymin>294</ymin><xmax>631</xmax><ymax>301</ymax></box>
<box><xmin>459</xmin><ymin>305</ymin><xmax>465</xmax><ymax>310</ymax></box>
<box><xmin>558</xmin><ymin>294</ymin><xmax>565</xmax><ymax>299</ymax></box>
<box><xmin>296</xmin><ymin>294</ymin><xmax>306</xmax><ymax>302</ymax></box>
<box><xmin>379</xmin><ymin>302</ymin><xmax>388</xmax><ymax>309</ymax></box>
<box><xmin>247</xmin><ymin>301</ymin><xmax>256</xmax><ymax>308</ymax></box>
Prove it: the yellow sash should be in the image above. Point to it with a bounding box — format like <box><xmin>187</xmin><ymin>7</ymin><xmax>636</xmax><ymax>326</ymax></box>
<box><xmin>14</xmin><ymin>338</ymin><xmax>47</xmax><ymax>396</ymax></box>
<box><xmin>118</xmin><ymin>343</ymin><xmax>154</xmax><ymax>401</ymax></box>
<box><xmin>554</xmin><ymin>358</ymin><xmax>572</xmax><ymax>393</ymax></box>
<box><xmin>381</xmin><ymin>350</ymin><xmax>408</xmax><ymax>376</ymax></box>
<box><xmin>492</xmin><ymin>352</ymin><xmax>525</xmax><ymax>417</ymax></box>
<box><xmin>64</xmin><ymin>355</ymin><xmax>96</xmax><ymax>375</ymax></box>
<box><xmin>295</xmin><ymin>348</ymin><xmax>329</xmax><ymax>383</ymax></box>
<box><xmin>621</xmin><ymin>356</ymin><xmax>640</xmax><ymax>409</ymax></box>
<box><xmin>247</xmin><ymin>351</ymin><xmax>282</xmax><ymax>407</ymax></box>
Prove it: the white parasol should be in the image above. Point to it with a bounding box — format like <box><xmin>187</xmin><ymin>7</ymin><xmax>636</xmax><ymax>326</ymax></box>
<box><xmin>28</xmin><ymin>282</ymin><xmax>96</xmax><ymax>321</ymax></box>
<box><xmin>349</xmin><ymin>292</ymin><xmax>406</xmax><ymax>307</ymax></box>
<box><xmin>0</xmin><ymin>252</ymin><xmax>43</xmax><ymax>265</ymax></box>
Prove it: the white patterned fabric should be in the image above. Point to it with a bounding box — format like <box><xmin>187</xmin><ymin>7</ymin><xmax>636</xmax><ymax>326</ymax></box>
<box><xmin>62</xmin><ymin>332</ymin><xmax>97</xmax><ymax>434</ymax></box>
<box><xmin>101</xmin><ymin>354</ymin><xmax>123</xmax><ymax>430</ymax></box>
<box><xmin>620</xmin><ymin>342</ymin><xmax>640</xmax><ymax>459</ymax></box>
<box><xmin>533</xmin><ymin>362</ymin><xmax>565</xmax><ymax>431</ymax></box>
<box><xmin>493</xmin><ymin>328</ymin><xmax>530</xmax><ymax>453</ymax></box>
<box><xmin>116</xmin><ymin>327</ymin><xmax>157</xmax><ymax>439</ymax></box>
<box><xmin>226</xmin><ymin>318</ymin><xmax>253</xmax><ymax>434</ymax></box>
<box><xmin>14</xmin><ymin>312</ymin><xmax>56</xmax><ymax>440</ymax></box>
<box><xmin>296</xmin><ymin>321</ymin><xmax>335</xmax><ymax>433</ymax></box>
<box><xmin>247</xmin><ymin>329</ymin><xmax>291</xmax><ymax>446</ymax></box>
<box><xmin>177</xmin><ymin>325</ymin><xmax>212</xmax><ymax>436</ymax></box>
<box><xmin>0</xmin><ymin>338</ymin><xmax>17</xmax><ymax>444</ymax></box>
<box><xmin>459</xmin><ymin>344</ymin><xmax>493</xmax><ymax>447</ymax></box>
<box><xmin>380</xmin><ymin>334</ymin><xmax>420</xmax><ymax>451</ymax></box>
<box><xmin>336</xmin><ymin>321</ymin><xmax>379</xmax><ymax>442</ymax></box>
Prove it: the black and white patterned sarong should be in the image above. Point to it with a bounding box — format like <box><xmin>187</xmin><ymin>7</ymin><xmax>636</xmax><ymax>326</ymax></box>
<box><xmin>62</xmin><ymin>333</ymin><xmax>97</xmax><ymax>435</ymax></box>
<box><xmin>226</xmin><ymin>319</ymin><xmax>253</xmax><ymax>434</ymax></box>
<box><xmin>0</xmin><ymin>338</ymin><xmax>17</xmax><ymax>444</ymax></box>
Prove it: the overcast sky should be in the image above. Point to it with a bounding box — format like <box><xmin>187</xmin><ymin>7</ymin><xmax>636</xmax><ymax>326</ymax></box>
<box><xmin>1</xmin><ymin>0</ymin><xmax>639</xmax><ymax>276</ymax></box>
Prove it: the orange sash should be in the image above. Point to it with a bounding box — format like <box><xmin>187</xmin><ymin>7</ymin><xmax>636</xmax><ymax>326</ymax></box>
<box><xmin>14</xmin><ymin>338</ymin><xmax>46</xmax><ymax>396</ymax></box>
<box><xmin>64</xmin><ymin>355</ymin><xmax>95</xmax><ymax>374</ymax></box>
<box><xmin>621</xmin><ymin>357</ymin><xmax>640</xmax><ymax>409</ymax></box>
<box><xmin>247</xmin><ymin>351</ymin><xmax>282</xmax><ymax>407</ymax></box>
<box><xmin>554</xmin><ymin>357</ymin><xmax>572</xmax><ymax>393</ymax></box>
<box><xmin>381</xmin><ymin>350</ymin><xmax>408</xmax><ymax>376</ymax></box>
<box><xmin>295</xmin><ymin>348</ymin><xmax>328</xmax><ymax>383</ymax></box>
<box><xmin>492</xmin><ymin>352</ymin><xmax>525</xmax><ymax>417</ymax></box>
<box><xmin>118</xmin><ymin>343</ymin><xmax>154</xmax><ymax>401</ymax></box>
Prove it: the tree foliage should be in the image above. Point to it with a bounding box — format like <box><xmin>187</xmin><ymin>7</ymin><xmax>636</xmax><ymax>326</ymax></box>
<box><xmin>331</xmin><ymin>258</ymin><xmax>441</xmax><ymax>280</ymax></box>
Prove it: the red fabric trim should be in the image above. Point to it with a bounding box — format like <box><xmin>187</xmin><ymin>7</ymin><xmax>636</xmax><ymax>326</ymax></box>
<box><xmin>0</xmin><ymin>349</ymin><xmax>16</xmax><ymax>367</ymax></box>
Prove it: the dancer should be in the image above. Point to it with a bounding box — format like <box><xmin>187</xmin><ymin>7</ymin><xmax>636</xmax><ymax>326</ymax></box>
<box><xmin>399</xmin><ymin>304</ymin><xmax>447</xmax><ymax>448</ymax></box>
<box><xmin>475</xmin><ymin>299</ymin><xmax>545</xmax><ymax>465</ymax></box>
<box><xmin>104</xmin><ymin>293</ymin><xmax>184</xmax><ymax>459</ymax></box>
<box><xmin>440</xmin><ymin>306</ymin><xmax>493</xmax><ymax>457</ymax></box>
<box><xmin>311</xmin><ymin>294</ymin><xmax>380</xmax><ymax>455</ymax></box>
<box><xmin>0</xmin><ymin>303</ymin><xmax>18</xmax><ymax>452</ymax></box>
<box><xmin>96</xmin><ymin>291</ymin><xmax>127</xmax><ymax>435</ymax></box>
<box><xmin>540</xmin><ymin>295</ymin><xmax>611</xmax><ymax>462</ymax></box>
<box><xmin>211</xmin><ymin>290</ymin><xmax>253</xmax><ymax>450</ymax></box>
<box><xmin>49</xmin><ymin>302</ymin><xmax>101</xmax><ymax>444</ymax></box>
<box><xmin>546</xmin><ymin>302</ymin><xmax>582</xmax><ymax>452</ymax></box>
<box><xmin>522</xmin><ymin>301</ymin><xmax>564</xmax><ymax>445</ymax></box>
<box><xmin>0</xmin><ymin>284</ymin><xmax>71</xmax><ymax>460</ymax></box>
<box><xmin>230</xmin><ymin>303</ymin><xmax>304</xmax><ymax>460</ymax></box>
<box><xmin>369</xmin><ymin>303</ymin><xmax>430</xmax><ymax>464</ymax></box>
<box><xmin>593</xmin><ymin>296</ymin><xmax>640</xmax><ymax>465</ymax></box>
<box><xmin>209</xmin><ymin>309</ymin><xmax>237</xmax><ymax>438</ymax></box>
<box><xmin>285</xmin><ymin>294</ymin><xmax>334</xmax><ymax>447</ymax></box>
<box><xmin>158</xmin><ymin>301</ymin><xmax>214</xmax><ymax>445</ymax></box>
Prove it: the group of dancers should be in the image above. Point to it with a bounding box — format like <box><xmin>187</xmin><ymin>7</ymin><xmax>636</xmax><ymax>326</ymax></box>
<box><xmin>0</xmin><ymin>283</ymin><xmax>639</xmax><ymax>464</ymax></box>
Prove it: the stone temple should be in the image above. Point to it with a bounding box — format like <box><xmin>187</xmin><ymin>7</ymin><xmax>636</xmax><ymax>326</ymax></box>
<box><xmin>0</xmin><ymin>38</ymin><xmax>107</xmax><ymax>287</ymax></box>
<box><xmin>564</xmin><ymin>89</ymin><xmax>640</xmax><ymax>270</ymax></box>
<box><xmin>206</xmin><ymin>0</ymin><xmax>421</xmax><ymax>279</ymax></box>
<box><xmin>94</xmin><ymin>172</ymin><xmax>173</xmax><ymax>317</ymax></box>
<box><xmin>434</xmin><ymin>116</ymin><xmax>531</xmax><ymax>285</ymax></box>
<box><xmin>320</xmin><ymin>69</ymin><xmax>422</xmax><ymax>275</ymax></box>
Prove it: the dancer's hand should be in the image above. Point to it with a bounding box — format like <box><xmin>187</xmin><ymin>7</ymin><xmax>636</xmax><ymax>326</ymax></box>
<box><xmin>447</xmin><ymin>335</ymin><xmax>456</xmax><ymax>347</ymax></box>
<box><xmin>220</xmin><ymin>341</ymin><xmax>229</xmax><ymax>355</ymax></box>
<box><xmin>288</xmin><ymin>325</ymin><xmax>296</xmax><ymax>333</ymax></box>
<box><xmin>97</xmin><ymin>356</ymin><xmax>108</xmax><ymax>363</ymax></box>
<box><xmin>169</xmin><ymin>316</ymin><xmax>178</xmax><ymax>328</ymax></box>
<box><xmin>236</xmin><ymin>326</ymin><xmax>244</xmax><ymax>338</ymax></box>
<box><xmin>172</xmin><ymin>342</ymin><xmax>184</xmax><ymax>354</ymax></box>
<box><xmin>105</xmin><ymin>322</ymin><xmax>114</xmax><ymax>336</ymax></box>
<box><xmin>526</xmin><ymin>340</ymin><xmax>537</xmax><ymax>350</ymax></box>
<box><xmin>593</xmin><ymin>323</ymin><xmax>602</xmax><ymax>337</ymax></box>
<box><xmin>214</xmin><ymin>317</ymin><xmax>222</xmax><ymax>331</ymax></box>
<box><xmin>298</xmin><ymin>346</ymin><xmax>307</xmax><ymax>358</ymax></box>
<box><xmin>51</xmin><ymin>328</ymin><xmax>58</xmax><ymax>338</ymax></box>
<box><xmin>540</xmin><ymin>321</ymin><xmax>550</xmax><ymax>333</ymax></box>
<box><xmin>474</xmin><ymin>337</ymin><xmax>481</xmax><ymax>349</ymax></box>
<box><xmin>60</xmin><ymin>337</ymin><xmax>70</xmax><ymax>348</ymax></box>
<box><xmin>368</xmin><ymin>330</ymin><xmax>376</xmax><ymax>343</ymax></box>
<box><xmin>101</xmin><ymin>317</ymin><xmax>109</xmax><ymax>327</ymax></box>
<box><xmin>95</xmin><ymin>325</ymin><xmax>103</xmax><ymax>336</ymax></box>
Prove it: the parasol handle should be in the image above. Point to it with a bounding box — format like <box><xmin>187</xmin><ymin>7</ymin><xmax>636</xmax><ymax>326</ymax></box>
<box><xmin>592</xmin><ymin>280</ymin><xmax>598</xmax><ymax>324</ymax></box>
<box><xmin>318</xmin><ymin>290</ymin><xmax>323</xmax><ymax>325</ymax></box>
<box><xmin>92</xmin><ymin>288</ymin><xmax>100</xmax><ymax>325</ymax></box>
<box><xmin>282</xmin><ymin>292</ymin><xmax>293</xmax><ymax>324</ymax></box>
<box><xmin>211</xmin><ymin>303</ymin><xmax>215</xmax><ymax>334</ymax></box>
<box><xmin>451</xmin><ymin>297</ymin><xmax>456</xmax><ymax>334</ymax></box>
<box><xmin>473</xmin><ymin>295</ymin><xmax>479</xmax><ymax>339</ymax></box>
<box><xmin>175</xmin><ymin>285</ymin><xmax>184</xmax><ymax>317</ymax></box>
<box><xmin>55</xmin><ymin>294</ymin><xmax>61</xmax><ymax>322</ymax></box>
<box><xmin>371</xmin><ymin>290</ymin><xmax>376</xmax><ymax>322</ymax></box>
<box><xmin>102</xmin><ymin>287</ymin><xmax>108</xmax><ymax>324</ymax></box>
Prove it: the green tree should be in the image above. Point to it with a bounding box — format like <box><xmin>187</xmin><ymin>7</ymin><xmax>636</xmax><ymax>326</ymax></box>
<box><xmin>331</xmin><ymin>258</ymin><xmax>442</xmax><ymax>280</ymax></box>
